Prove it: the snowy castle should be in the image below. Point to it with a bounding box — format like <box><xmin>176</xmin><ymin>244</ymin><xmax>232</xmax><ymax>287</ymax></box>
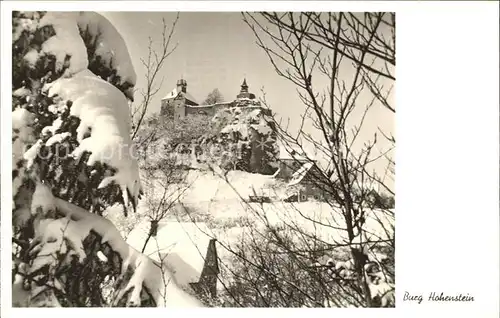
<box><xmin>160</xmin><ymin>78</ymin><xmax>271</xmax><ymax>122</ymax></box>
<box><xmin>159</xmin><ymin>77</ymin><xmax>280</xmax><ymax>175</ymax></box>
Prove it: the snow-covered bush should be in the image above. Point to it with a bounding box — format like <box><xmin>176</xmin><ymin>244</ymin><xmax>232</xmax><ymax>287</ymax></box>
<box><xmin>11</xmin><ymin>11</ymin><xmax>202</xmax><ymax>308</ymax></box>
<box><xmin>216</xmin><ymin>227</ymin><xmax>357</xmax><ymax>307</ymax></box>
<box><xmin>217</xmin><ymin>226</ymin><xmax>394</xmax><ymax>307</ymax></box>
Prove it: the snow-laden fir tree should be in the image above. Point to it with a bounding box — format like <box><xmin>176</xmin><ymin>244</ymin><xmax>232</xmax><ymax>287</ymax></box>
<box><xmin>12</xmin><ymin>11</ymin><xmax>203</xmax><ymax>307</ymax></box>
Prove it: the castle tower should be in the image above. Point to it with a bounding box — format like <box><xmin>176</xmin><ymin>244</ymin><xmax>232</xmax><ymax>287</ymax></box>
<box><xmin>160</xmin><ymin>78</ymin><xmax>198</xmax><ymax>122</ymax></box>
<box><xmin>240</xmin><ymin>78</ymin><xmax>248</xmax><ymax>93</ymax></box>
<box><xmin>177</xmin><ymin>78</ymin><xmax>187</xmax><ymax>93</ymax></box>
<box><xmin>236</xmin><ymin>78</ymin><xmax>255</xmax><ymax>100</ymax></box>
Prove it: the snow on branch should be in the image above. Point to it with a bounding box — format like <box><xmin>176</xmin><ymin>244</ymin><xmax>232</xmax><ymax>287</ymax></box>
<box><xmin>22</xmin><ymin>182</ymin><xmax>203</xmax><ymax>307</ymax></box>
<box><xmin>36</xmin><ymin>12</ymin><xmax>136</xmax><ymax>88</ymax></box>
<box><xmin>43</xmin><ymin>69</ymin><xmax>142</xmax><ymax>208</ymax></box>
<box><xmin>77</xmin><ymin>12</ymin><xmax>137</xmax><ymax>86</ymax></box>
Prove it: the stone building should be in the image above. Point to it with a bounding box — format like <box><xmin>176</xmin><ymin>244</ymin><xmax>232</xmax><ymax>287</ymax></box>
<box><xmin>160</xmin><ymin>78</ymin><xmax>271</xmax><ymax>123</ymax></box>
<box><xmin>160</xmin><ymin>79</ymin><xmax>200</xmax><ymax>121</ymax></box>
<box><xmin>274</xmin><ymin>147</ymin><xmax>333</xmax><ymax>202</ymax></box>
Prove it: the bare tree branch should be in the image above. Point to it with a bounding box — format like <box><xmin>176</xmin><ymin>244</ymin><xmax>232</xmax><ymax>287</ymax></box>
<box><xmin>131</xmin><ymin>14</ymin><xmax>180</xmax><ymax>140</ymax></box>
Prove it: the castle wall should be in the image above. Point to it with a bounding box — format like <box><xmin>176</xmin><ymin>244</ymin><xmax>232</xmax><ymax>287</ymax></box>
<box><xmin>183</xmin><ymin>100</ymin><xmax>272</xmax><ymax>118</ymax></box>
<box><xmin>184</xmin><ymin>102</ymin><xmax>234</xmax><ymax>117</ymax></box>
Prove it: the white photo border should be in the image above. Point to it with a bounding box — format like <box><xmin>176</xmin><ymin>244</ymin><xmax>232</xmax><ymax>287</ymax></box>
<box><xmin>1</xmin><ymin>1</ymin><xmax>499</xmax><ymax>317</ymax></box>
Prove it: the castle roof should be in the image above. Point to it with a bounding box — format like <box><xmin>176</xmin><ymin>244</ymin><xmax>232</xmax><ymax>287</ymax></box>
<box><xmin>162</xmin><ymin>87</ymin><xmax>198</xmax><ymax>105</ymax></box>
<box><xmin>237</xmin><ymin>78</ymin><xmax>255</xmax><ymax>100</ymax></box>
<box><xmin>287</xmin><ymin>162</ymin><xmax>315</xmax><ymax>187</ymax></box>
<box><xmin>241</xmin><ymin>78</ymin><xmax>248</xmax><ymax>91</ymax></box>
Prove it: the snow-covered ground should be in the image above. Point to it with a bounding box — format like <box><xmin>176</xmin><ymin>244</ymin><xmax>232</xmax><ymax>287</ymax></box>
<box><xmin>182</xmin><ymin>170</ymin><xmax>279</xmax><ymax>202</ymax></box>
<box><xmin>126</xmin><ymin>221</ymin><xmax>213</xmax><ymax>291</ymax></box>
<box><xmin>138</xmin><ymin>169</ymin><xmax>393</xmax><ymax>241</ymax></box>
<box><xmin>124</xmin><ymin>168</ymin><xmax>394</xmax><ymax>296</ymax></box>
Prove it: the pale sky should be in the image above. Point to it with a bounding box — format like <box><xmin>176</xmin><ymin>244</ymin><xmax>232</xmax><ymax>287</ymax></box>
<box><xmin>101</xmin><ymin>12</ymin><xmax>394</xmax><ymax>190</ymax></box>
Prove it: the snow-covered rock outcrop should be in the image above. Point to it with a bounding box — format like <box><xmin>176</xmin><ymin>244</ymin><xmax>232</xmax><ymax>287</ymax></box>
<box><xmin>200</xmin><ymin>106</ymin><xmax>279</xmax><ymax>175</ymax></box>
